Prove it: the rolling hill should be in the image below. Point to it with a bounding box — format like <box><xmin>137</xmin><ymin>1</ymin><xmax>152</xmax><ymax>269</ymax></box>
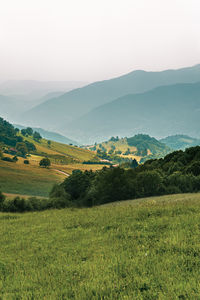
<box><xmin>65</xmin><ymin>82</ymin><xmax>200</xmax><ymax>144</ymax></box>
<box><xmin>89</xmin><ymin>134</ymin><xmax>170</xmax><ymax>162</ymax></box>
<box><xmin>0</xmin><ymin>117</ymin><xmax>103</xmax><ymax>196</ymax></box>
<box><xmin>21</xmin><ymin>64</ymin><xmax>200</xmax><ymax>131</ymax></box>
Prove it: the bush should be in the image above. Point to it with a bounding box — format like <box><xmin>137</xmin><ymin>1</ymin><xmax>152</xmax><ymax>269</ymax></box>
<box><xmin>24</xmin><ymin>160</ymin><xmax>29</xmax><ymax>164</ymax></box>
<box><xmin>39</xmin><ymin>158</ymin><xmax>51</xmax><ymax>168</ymax></box>
<box><xmin>2</xmin><ymin>156</ymin><xmax>14</xmax><ymax>162</ymax></box>
<box><xmin>12</xmin><ymin>155</ymin><xmax>18</xmax><ymax>162</ymax></box>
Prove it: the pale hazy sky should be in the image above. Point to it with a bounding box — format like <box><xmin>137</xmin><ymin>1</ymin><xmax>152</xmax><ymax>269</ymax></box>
<box><xmin>0</xmin><ymin>0</ymin><xmax>200</xmax><ymax>82</ymax></box>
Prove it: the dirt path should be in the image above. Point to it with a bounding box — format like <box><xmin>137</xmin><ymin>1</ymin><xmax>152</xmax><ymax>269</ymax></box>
<box><xmin>53</xmin><ymin>169</ymin><xmax>70</xmax><ymax>176</ymax></box>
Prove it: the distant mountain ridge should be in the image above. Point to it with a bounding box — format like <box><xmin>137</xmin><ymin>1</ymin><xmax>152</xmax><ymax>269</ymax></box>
<box><xmin>160</xmin><ymin>135</ymin><xmax>200</xmax><ymax>150</ymax></box>
<box><xmin>21</xmin><ymin>64</ymin><xmax>200</xmax><ymax>131</ymax></box>
<box><xmin>63</xmin><ymin>81</ymin><xmax>200</xmax><ymax>144</ymax></box>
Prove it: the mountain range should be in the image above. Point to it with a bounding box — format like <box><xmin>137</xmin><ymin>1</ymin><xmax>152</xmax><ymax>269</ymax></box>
<box><xmin>20</xmin><ymin>64</ymin><xmax>200</xmax><ymax>134</ymax></box>
<box><xmin>1</xmin><ymin>64</ymin><xmax>200</xmax><ymax>144</ymax></box>
<box><xmin>63</xmin><ymin>81</ymin><xmax>200</xmax><ymax>143</ymax></box>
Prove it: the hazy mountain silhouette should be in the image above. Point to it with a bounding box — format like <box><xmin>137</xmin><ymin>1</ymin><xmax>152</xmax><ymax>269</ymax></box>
<box><xmin>21</xmin><ymin>64</ymin><xmax>200</xmax><ymax>130</ymax></box>
<box><xmin>63</xmin><ymin>82</ymin><xmax>200</xmax><ymax>144</ymax></box>
<box><xmin>160</xmin><ymin>135</ymin><xmax>200</xmax><ymax>150</ymax></box>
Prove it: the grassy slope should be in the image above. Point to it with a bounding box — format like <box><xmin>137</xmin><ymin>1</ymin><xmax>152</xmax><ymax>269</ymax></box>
<box><xmin>1</xmin><ymin>193</ymin><xmax>200</xmax><ymax>299</ymax></box>
<box><xmin>24</xmin><ymin>135</ymin><xmax>96</xmax><ymax>162</ymax></box>
<box><xmin>0</xmin><ymin>136</ymin><xmax>101</xmax><ymax>196</ymax></box>
<box><xmin>0</xmin><ymin>159</ymin><xmax>66</xmax><ymax>196</ymax></box>
<box><xmin>0</xmin><ymin>156</ymin><xmax>105</xmax><ymax>196</ymax></box>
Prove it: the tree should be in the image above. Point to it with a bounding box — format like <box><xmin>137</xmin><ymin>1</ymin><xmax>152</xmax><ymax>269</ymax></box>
<box><xmin>39</xmin><ymin>158</ymin><xmax>51</xmax><ymax>168</ymax></box>
<box><xmin>62</xmin><ymin>170</ymin><xmax>94</xmax><ymax>201</ymax></box>
<box><xmin>16</xmin><ymin>142</ymin><xmax>28</xmax><ymax>157</ymax></box>
<box><xmin>33</xmin><ymin>131</ymin><xmax>42</xmax><ymax>142</ymax></box>
<box><xmin>24</xmin><ymin>160</ymin><xmax>29</xmax><ymax>164</ymax></box>
<box><xmin>0</xmin><ymin>191</ymin><xmax>5</xmax><ymax>208</ymax></box>
<box><xmin>12</xmin><ymin>155</ymin><xmax>18</xmax><ymax>162</ymax></box>
<box><xmin>186</xmin><ymin>161</ymin><xmax>200</xmax><ymax>176</ymax></box>
<box><xmin>21</xmin><ymin>129</ymin><xmax>27</xmax><ymax>136</ymax></box>
<box><xmin>130</xmin><ymin>159</ymin><xmax>138</xmax><ymax>169</ymax></box>
<box><xmin>26</xmin><ymin>127</ymin><xmax>33</xmax><ymax>136</ymax></box>
<box><xmin>15</xmin><ymin>128</ymin><xmax>20</xmax><ymax>134</ymax></box>
<box><xmin>47</xmin><ymin>140</ymin><xmax>51</xmax><ymax>147</ymax></box>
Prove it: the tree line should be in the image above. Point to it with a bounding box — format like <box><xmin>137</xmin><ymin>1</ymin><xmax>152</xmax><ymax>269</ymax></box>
<box><xmin>1</xmin><ymin>146</ymin><xmax>200</xmax><ymax>212</ymax></box>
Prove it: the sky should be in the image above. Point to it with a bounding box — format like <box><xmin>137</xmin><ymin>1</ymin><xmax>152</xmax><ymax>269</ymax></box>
<box><xmin>0</xmin><ymin>0</ymin><xmax>200</xmax><ymax>82</ymax></box>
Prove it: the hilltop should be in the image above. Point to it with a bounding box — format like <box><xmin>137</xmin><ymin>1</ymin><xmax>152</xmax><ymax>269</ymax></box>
<box><xmin>88</xmin><ymin>134</ymin><xmax>170</xmax><ymax>163</ymax></box>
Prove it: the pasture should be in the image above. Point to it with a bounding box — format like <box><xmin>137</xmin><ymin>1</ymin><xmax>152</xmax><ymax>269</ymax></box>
<box><xmin>1</xmin><ymin>193</ymin><xmax>200</xmax><ymax>299</ymax></box>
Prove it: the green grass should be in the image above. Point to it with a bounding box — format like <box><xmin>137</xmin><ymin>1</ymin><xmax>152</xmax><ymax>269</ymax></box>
<box><xmin>23</xmin><ymin>135</ymin><xmax>96</xmax><ymax>162</ymax></box>
<box><xmin>0</xmin><ymin>159</ymin><xmax>66</xmax><ymax>196</ymax></box>
<box><xmin>1</xmin><ymin>193</ymin><xmax>200</xmax><ymax>299</ymax></box>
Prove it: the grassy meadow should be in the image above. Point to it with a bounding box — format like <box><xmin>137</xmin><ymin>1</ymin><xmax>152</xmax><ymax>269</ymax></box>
<box><xmin>23</xmin><ymin>135</ymin><xmax>96</xmax><ymax>162</ymax></box>
<box><xmin>0</xmin><ymin>157</ymin><xmax>106</xmax><ymax>197</ymax></box>
<box><xmin>0</xmin><ymin>158</ymin><xmax>66</xmax><ymax>197</ymax></box>
<box><xmin>1</xmin><ymin>193</ymin><xmax>200</xmax><ymax>299</ymax></box>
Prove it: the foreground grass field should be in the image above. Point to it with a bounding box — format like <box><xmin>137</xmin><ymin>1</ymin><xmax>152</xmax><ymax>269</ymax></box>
<box><xmin>1</xmin><ymin>193</ymin><xmax>200</xmax><ymax>299</ymax></box>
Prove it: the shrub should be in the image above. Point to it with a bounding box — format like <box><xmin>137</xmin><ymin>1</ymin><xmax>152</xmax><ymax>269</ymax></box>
<box><xmin>24</xmin><ymin>160</ymin><xmax>29</xmax><ymax>164</ymax></box>
<box><xmin>2</xmin><ymin>156</ymin><xmax>14</xmax><ymax>162</ymax></box>
<box><xmin>12</xmin><ymin>155</ymin><xmax>18</xmax><ymax>162</ymax></box>
<box><xmin>39</xmin><ymin>158</ymin><xmax>51</xmax><ymax>168</ymax></box>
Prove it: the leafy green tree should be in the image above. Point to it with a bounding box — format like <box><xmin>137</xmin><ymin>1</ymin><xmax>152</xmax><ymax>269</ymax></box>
<box><xmin>12</xmin><ymin>155</ymin><xmax>18</xmax><ymax>162</ymax></box>
<box><xmin>39</xmin><ymin>158</ymin><xmax>51</xmax><ymax>168</ymax></box>
<box><xmin>186</xmin><ymin>161</ymin><xmax>200</xmax><ymax>176</ymax></box>
<box><xmin>33</xmin><ymin>131</ymin><xmax>42</xmax><ymax>142</ymax></box>
<box><xmin>21</xmin><ymin>129</ymin><xmax>27</xmax><ymax>136</ymax></box>
<box><xmin>26</xmin><ymin>127</ymin><xmax>33</xmax><ymax>136</ymax></box>
<box><xmin>62</xmin><ymin>170</ymin><xmax>94</xmax><ymax>201</ymax></box>
<box><xmin>15</xmin><ymin>128</ymin><xmax>20</xmax><ymax>134</ymax></box>
<box><xmin>0</xmin><ymin>191</ymin><xmax>5</xmax><ymax>208</ymax></box>
<box><xmin>89</xmin><ymin>167</ymin><xmax>131</xmax><ymax>205</ymax></box>
<box><xmin>24</xmin><ymin>140</ymin><xmax>36</xmax><ymax>152</ymax></box>
<box><xmin>136</xmin><ymin>171</ymin><xmax>163</xmax><ymax>197</ymax></box>
<box><xmin>16</xmin><ymin>142</ymin><xmax>28</xmax><ymax>157</ymax></box>
<box><xmin>130</xmin><ymin>159</ymin><xmax>138</xmax><ymax>169</ymax></box>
